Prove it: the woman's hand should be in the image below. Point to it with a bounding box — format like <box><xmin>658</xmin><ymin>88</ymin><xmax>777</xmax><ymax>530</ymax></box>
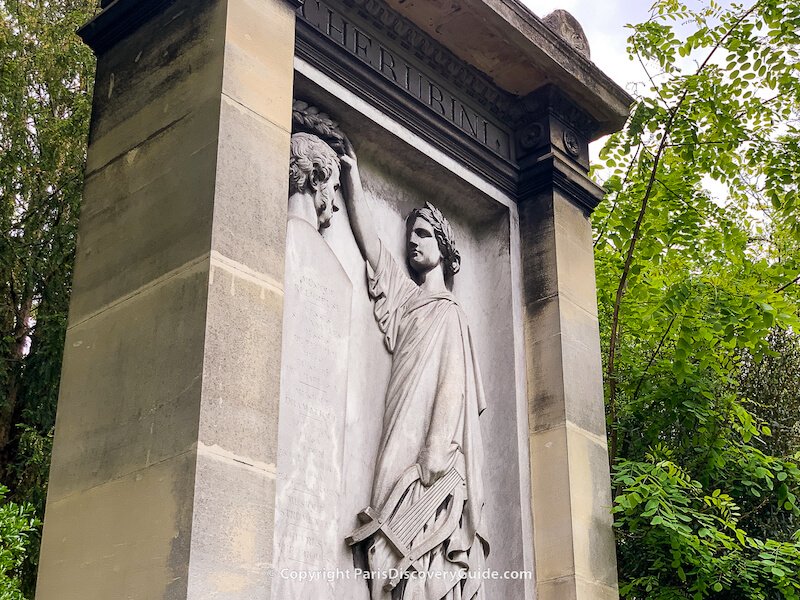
<box><xmin>339</xmin><ymin>136</ymin><xmax>358</xmax><ymax>174</ymax></box>
<box><xmin>338</xmin><ymin>137</ymin><xmax>362</xmax><ymax>205</ymax></box>
<box><xmin>418</xmin><ymin>445</ymin><xmax>450</xmax><ymax>487</ymax></box>
<box><xmin>339</xmin><ymin>154</ymin><xmax>357</xmax><ymax>180</ymax></box>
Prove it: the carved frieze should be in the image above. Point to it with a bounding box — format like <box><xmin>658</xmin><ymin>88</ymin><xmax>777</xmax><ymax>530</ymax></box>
<box><xmin>298</xmin><ymin>0</ymin><xmax>514</xmax><ymax>160</ymax></box>
<box><xmin>296</xmin><ymin>1</ymin><xmax>607</xmax><ymax>208</ymax></box>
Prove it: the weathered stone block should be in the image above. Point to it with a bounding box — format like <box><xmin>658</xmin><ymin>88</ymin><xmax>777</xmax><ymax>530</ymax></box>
<box><xmin>86</xmin><ymin>0</ymin><xmax>226</xmax><ymax>172</ymax></box>
<box><xmin>530</xmin><ymin>425</ymin><xmax>619</xmax><ymax>593</ymax></box>
<box><xmin>566</xmin><ymin>427</ymin><xmax>618</xmax><ymax>588</ymax></box>
<box><xmin>527</xmin><ymin>331</ymin><xmax>568</xmax><ymax>431</ymax></box>
<box><xmin>223</xmin><ymin>0</ymin><xmax>296</xmax><ymax>128</ymax></box>
<box><xmin>554</xmin><ymin>191</ymin><xmax>599</xmax><ymax>316</ymax></box>
<box><xmin>212</xmin><ymin>97</ymin><xmax>291</xmax><ymax>280</ymax></box>
<box><xmin>48</xmin><ymin>261</ymin><xmax>208</xmax><ymax>502</ymax></box>
<box><xmin>186</xmin><ymin>448</ymin><xmax>277</xmax><ymax>600</ymax></box>
<box><xmin>199</xmin><ymin>256</ymin><xmax>284</xmax><ymax>467</ymax></box>
<box><xmin>537</xmin><ymin>575</ymin><xmax>618</xmax><ymax>600</ymax></box>
<box><xmin>37</xmin><ymin>451</ymin><xmax>196</xmax><ymax>600</ymax></box>
<box><xmin>72</xmin><ymin>103</ymin><xmax>218</xmax><ymax>321</ymax></box>
<box><xmin>530</xmin><ymin>425</ymin><xmax>576</xmax><ymax>582</ymax></box>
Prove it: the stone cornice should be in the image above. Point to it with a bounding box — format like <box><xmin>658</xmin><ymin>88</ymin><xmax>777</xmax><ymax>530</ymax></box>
<box><xmin>297</xmin><ymin>0</ymin><xmax>518</xmax><ymax>160</ymax></box>
<box><xmin>343</xmin><ymin>0</ymin><xmax>519</xmax><ymax>122</ymax></box>
<box><xmin>295</xmin><ymin>26</ymin><xmax>519</xmax><ymax>196</ymax></box>
<box><xmin>518</xmin><ymin>152</ymin><xmax>606</xmax><ymax>213</ymax></box>
<box><xmin>79</xmin><ymin>0</ymin><xmax>623</xmax><ymax>213</ymax></box>
<box><xmin>79</xmin><ymin>0</ymin><xmax>175</xmax><ymax>54</ymax></box>
<box><xmin>79</xmin><ymin>0</ymin><xmax>303</xmax><ymax>54</ymax></box>
<box><xmin>383</xmin><ymin>0</ymin><xmax>633</xmax><ymax>139</ymax></box>
<box><xmin>297</xmin><ymin>0</ymin><xmax>611</xmax><ymax>209</ymax></box>
<box><xmin>512</xmin><ymin>85</ymin><xmax>597</xmax><ymax>138</ymax></box>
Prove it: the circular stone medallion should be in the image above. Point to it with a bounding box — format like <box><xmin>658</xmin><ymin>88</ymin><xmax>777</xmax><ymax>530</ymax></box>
<box><xmin>563</xmin><ymin>129</ymin><xmax>581</xmax><ymax>157</ymax></box>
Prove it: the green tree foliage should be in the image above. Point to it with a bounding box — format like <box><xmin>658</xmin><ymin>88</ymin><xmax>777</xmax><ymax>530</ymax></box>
<box><xmin>595</xmin><ymin>0</ymin><xmax>800</xmax><ymax>597</ymax></box>
<box><xmin>1</xmin><ymin>0</ymin><xmax>96</xmax><ymax>595</ymax></box>
<box><xmin>0</xmin><ymin>486</ymin><xmax>38</xmax><ymax>600</ymax></box>
<box><xmin>740</xmin><ymin>329</ymin><xmax>800</xmax><ymax>543</ymax></box>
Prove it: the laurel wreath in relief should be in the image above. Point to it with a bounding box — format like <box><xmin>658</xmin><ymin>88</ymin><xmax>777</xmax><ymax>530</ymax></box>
<box><xmin>292</xmin><ymin>100</ymin><xmax>347</xmax><ymax>155</ymax></box>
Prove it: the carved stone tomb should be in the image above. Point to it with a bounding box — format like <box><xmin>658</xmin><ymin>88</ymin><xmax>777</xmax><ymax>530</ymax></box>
<box><xmin>36</xmin><ymin>1</ymin><xmax>632</xmax><ymax>599</ymax></box>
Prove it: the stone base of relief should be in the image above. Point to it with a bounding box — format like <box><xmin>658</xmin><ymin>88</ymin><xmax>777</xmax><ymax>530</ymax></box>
<box><xmin>273</xmin><ymin>218</ymin><xmax>354</xmax><ymax>599</ymax></box>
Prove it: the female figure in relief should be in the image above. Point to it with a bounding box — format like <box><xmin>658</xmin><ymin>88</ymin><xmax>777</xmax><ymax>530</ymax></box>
<box><xmin>340</xmin><ymin>143</ymin><xmax>489</xmax><ymax>600</ymax></box>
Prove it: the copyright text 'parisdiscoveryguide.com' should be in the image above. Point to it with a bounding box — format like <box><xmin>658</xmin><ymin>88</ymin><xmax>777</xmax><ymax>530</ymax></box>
<box><xmin>270</xmin><ymin>568</ymin><xmax>534</xmax><ymax>583</ymax></box>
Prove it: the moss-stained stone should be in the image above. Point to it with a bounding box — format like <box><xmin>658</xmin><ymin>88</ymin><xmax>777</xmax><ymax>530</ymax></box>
<box><xmin>86</xmin><ymin>0</ymin><xmax>226</xmax><ymax>167</ymax></box>
<box><xmin>48</xmin><ymin>259</ymin><xmax>208</xmax><ymax>503</ymax></box>
<box><xmin>72</xmin><ymin>112</ymin><xmax>218</xmax><ymax>321</ymax></box>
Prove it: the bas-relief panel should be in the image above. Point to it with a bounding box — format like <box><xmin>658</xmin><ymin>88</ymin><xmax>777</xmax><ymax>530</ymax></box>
<box><xmin>274</xmin><ymin>102</ymin><xmax>529</xmax><ymax>599</ymax></box>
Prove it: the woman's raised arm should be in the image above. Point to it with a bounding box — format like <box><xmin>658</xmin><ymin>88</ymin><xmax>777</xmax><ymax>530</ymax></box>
<box><xmin>340</xmin><ymin>140</ymin><xmax>380</xmax><ymax>270</ymax></box>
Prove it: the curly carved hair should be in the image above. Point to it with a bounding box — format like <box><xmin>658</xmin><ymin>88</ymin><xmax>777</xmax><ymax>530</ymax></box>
<box><xmin>289</xmin><ymin>132</ymin><xmax>340</xmax><ymax>195</ymax></box>
<box><xmin>406</xmin><ymin>202</ymin><xmax>461</xmax><ymax>279</ymax></box>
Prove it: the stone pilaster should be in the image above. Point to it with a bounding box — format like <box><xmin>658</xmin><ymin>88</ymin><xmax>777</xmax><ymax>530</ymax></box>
<box><xmin>35</xmin><ymin>0</ymin><xmax>299</xmax><ymax>598</ymax></box>
<box><xmin>517</xmin><ymin>86</ymin><xmax>620</xmax><ymax>600</ymax></box>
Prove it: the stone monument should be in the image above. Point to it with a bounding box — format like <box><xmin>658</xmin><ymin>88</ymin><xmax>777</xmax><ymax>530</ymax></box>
<box><xmin>35</xmin><ymin>1</ymin><xmax>632</xmax><ymax>599</ymax></box>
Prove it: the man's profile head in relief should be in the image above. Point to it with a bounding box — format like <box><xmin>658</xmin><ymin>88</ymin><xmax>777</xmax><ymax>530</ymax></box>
<box><xmin>405</xmin><ymin>202</ymin><xmax>461</xmax><ymax>280</ymax></box>
<box><xmin>288</xmin><ymin>132</ymin><xmax>341</xmax><ymax>231</ymax></box>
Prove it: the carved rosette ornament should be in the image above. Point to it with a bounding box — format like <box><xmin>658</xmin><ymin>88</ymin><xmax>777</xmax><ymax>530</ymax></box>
<box><xmin>563</xmin><ymin>129</ymin><xmax>581</xmax><ymax>158</ymax></box>
<box><xmin>519</xmin><ymin>123</ymin><xmax>544</xmax><ymax>151</ymax></box>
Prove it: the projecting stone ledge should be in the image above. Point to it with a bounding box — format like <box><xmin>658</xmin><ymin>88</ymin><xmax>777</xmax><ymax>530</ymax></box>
<box><xmin>81</xmin><ymin>0</ymin><xmax>304</xmax><ymax>54</ymax></box>
<box><xmin>82</xmin><ymin>0</ymin><xmax>630</xmax><ymax>139</ymax></box>
<box><xmin>381</xmin><ymin>0</ymin><xmax>631</xmax><ymax>138</ymax></box>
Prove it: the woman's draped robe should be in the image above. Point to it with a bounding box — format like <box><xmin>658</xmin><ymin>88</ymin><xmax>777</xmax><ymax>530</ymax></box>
<box><xmin>365</xmin><ymin>244</ymin><xmax>489</xmax><ymax>600</ymax></box>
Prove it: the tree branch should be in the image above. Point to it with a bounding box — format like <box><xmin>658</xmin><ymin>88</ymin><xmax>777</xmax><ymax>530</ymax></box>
<box><xmin>632</xmin><ymin>315</ymin><xmax>678</xmax><ymax>404</ymax></box>
<box><xmin>775</xmin><ymin>274</ymin><xmax>800</xmax><ymax>294</ymax></box>
<box><xmin>595</xmin><ymin>144</ymin><xmax>643</xmax><ymax>248</ymax></box>
<box><xmin>607</xmin><ymin>0</ymin><xmax>762</xmax><ymax>466</ymax></box>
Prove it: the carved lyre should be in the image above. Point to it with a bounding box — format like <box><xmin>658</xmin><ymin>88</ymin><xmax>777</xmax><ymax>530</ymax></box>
<box><xmin>346</xmin><ymin>453</ymin><xmax>467</xmax><ymax>591</ymax></box>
